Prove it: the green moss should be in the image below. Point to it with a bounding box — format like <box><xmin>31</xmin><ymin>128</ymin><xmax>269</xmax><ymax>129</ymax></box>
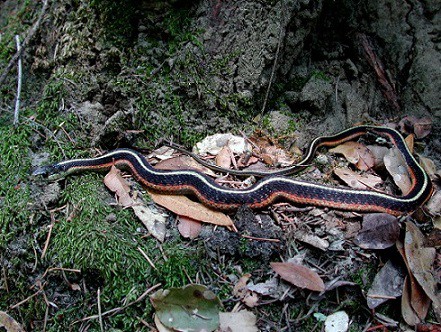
<box><xmin>0</xmin><ymin>125</ymin><xmax>32</xmax><ymax>246</ymax></box>
<box><xmin>90</xmin><ymin>0</ymin><xmax>138</xmax><ymax>47</ymax></box>
<box><xmin>44</xmin><ymin>175</ymin><xmax>156</xmax><ymax>327</ymax></box>
<box><xmin>150</xmin><ymin>240</ymin><xmax>203</xmax><ymax>288</ymax></box>
<box><xmin>311</xmin><ymin>70</ymin><xmax>331</xmax><ymax>82</ymax></box>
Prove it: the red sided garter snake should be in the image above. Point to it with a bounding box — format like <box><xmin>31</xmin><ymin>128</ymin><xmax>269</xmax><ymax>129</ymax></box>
<box><xmin>33</xmin><ymin>125</ymin><xmax>434</xmax><ymax>216</ymax></box>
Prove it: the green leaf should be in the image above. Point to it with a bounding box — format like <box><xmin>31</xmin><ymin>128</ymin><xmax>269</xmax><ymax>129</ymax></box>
<box><xmin>151</xmin><ymin>284</ymin><xmax>221</xmax><ymax>332</ymax></box>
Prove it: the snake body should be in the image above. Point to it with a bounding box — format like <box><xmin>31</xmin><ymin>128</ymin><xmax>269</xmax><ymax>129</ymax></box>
<box><xmin>33</xmin><ymin>126</ymin><xmax>433</xmax><ymax>216</ymax></box>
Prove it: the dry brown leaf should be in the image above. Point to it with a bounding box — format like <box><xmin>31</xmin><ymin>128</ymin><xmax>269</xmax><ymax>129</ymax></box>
<box><xmin>177</xmin><ymin>216</ymin><xmax>202</xmax><ymax>239</ymax></box>
<box><xmin>270</xmin><ymin>262</ymin><xmax>325</xmax><ymax>292</ymax></box>
<box><xmin>398</xmin><ymin>116</ymin><xmax>432</xmax><ymax>139</ymax></box>
<box><xmin>366</xmin><ymin>259</ymin><xmax>405</xmax><ymax>309</ymax></box>
<box><xmin>0</xmin><ymin>311</ymin><xmax>25</xmax><ymax>332</ymax></box>
<box><xmin>402</xmin><ymin>276</ymin><xmax>422</xmax><ymax>326</ymax></box>
<box><xmin>396</xmin><ymin>240</ymin><xmax>432</xmax><ymax>321</ymax></box>
<box><xmin>242</xmin><ymin>292</ymin><xmax>259</xmax><ymax>308</ymax></box>
<box><xmin>132</xmin><ymin>204</ymin><xmax>166</xmax><ymax>242</ymax></box>
<box><xmin>405</xmin><ymin>134</ymin><xmax>415</xmax><ymax>153</ymax></box>
<box><xmin>155</xmin><ymin>155</ymin><xmax>216</xmax><ymax>176</ymax></box>
<box><xmin>261</xmin><ymin>153</ymin><xmax>275</xmax><ymax>166</ymax></box>
<box><xmin>366</xmin><ymin>145</ymin><xmax>389</xmax><ymax>168</ymax></box>
<box><xmin>103</xmin><ymin>167</ymin><xmax>166</xmax><ymax>241</ymax></box>
<box><xmin>148</xmin><ymin>192</ymin><xmax>234</xmax><ymax>227</ymax></box>
<box><xmin>426</xmin><ymin>191</ymin><xmax>441</xmax><ymax>219</ymax></box>
<box><xmin>219</xmin><ymin>310</ymin><xmax>258</xmax><ymax>332</ymax></box>
<box><xmin>404</xmin><ymin>222</ymin><xmax>440</xmax><ymax>321</ymax></box>
<box><xmin>247</xmin><ymin>278</ymin><xmax>278</xmax><ymax>296</ymax></box>
<box><xmin>249</xmin><ymin>132</ymin><xmax>297</xmax><ymax>167</ymax></box>
<box><xmin>237</xmin><ymin>154</ymin><xmax>259</xmax><ymax>168</ymax></box>
<box><xmin>413</xmin><ymin>117</ymin><xmax>433</xmax><ymax>139</ymax></box>
<box><xmin>384</xmin><ymin>147</ymin><xmax>412</xmax><ymax>195</ymax></box>
<box><xmin>334</xmin><ymin>167</ymin><xmax>382</xmax><ymax>190</ymax></box>
<box><xmin>419</xmin><ymin>155</ymin><xmax>437</xmax><ymax>177</ymax></box>
<box><xmin>233</xmin><ymin>274</ymin><xmax>252</xmax><ymax>298</ymax></box>
<box><xmin>294</xmin><ymin>229</ymin><xmax>329</xmax><ymax>251</ymax></box>
<box><xmin>330</xmin><ymin>141</ymin><xmax>374</xmax><ymax>171</ymax></box>
<box><xmin>425</xmin><ymin>229</ymin><xmax>441</xmax><ymax>247</ymax></box>
<box><xmin>103</xmin><ymin>166</ymin><xmax>134</xmax><ymax>206</ymax></box>
<box><xmin>216</xmin><ymin>146</ymin><xmax>233</xmax><ymax>169</ymax></box>
<box><xmin>354</xmin><ymin>213</ymin><xmax>399</xmax><ymax>249</ymax></box>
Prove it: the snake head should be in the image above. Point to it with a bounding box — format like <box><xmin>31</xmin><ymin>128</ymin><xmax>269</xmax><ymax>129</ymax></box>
<box><xmin>31</xmin><ymin>164</ymin><xmax>65</xmax><ymax>180</ymax></box>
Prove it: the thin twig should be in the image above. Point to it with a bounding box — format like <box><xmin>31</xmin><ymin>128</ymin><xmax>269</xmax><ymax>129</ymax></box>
<box><xmin>41</xmin><ymin>213</ymin><xmax>56</xmax><ymax>259</ymax></box>
<box><xmin>74</xmin><ymin>283</ymin><xmax>161</xmax><ymax>324</ymax></box>
<box><xmin>41</xmin><ymin>267</ymin><xmax>81</xmax><ymax>280</ymax></box>
<box><xmin>97</xmin><ymin>288</ymin><xmax>104</xmax><ymax>332</ymax></box>
<box><xmin>1</xmin><ymin>264</ymin><xmax>8</xmax><ymax>293</ymax></box>
<box><xmin>10</xmin><ymin>288</ymin><xmax>43</xmax><ymax>309</ymax></box>
<box><xmin>0</xmin><ymin>0</ymin><xmax>49</xmax><ymax>87</ymax></box>
<box><xmin>13</xmin><ymin>35</ymin><xmax>22</xmax><ymax>126</ymax></box>
<box><xmin>260</xmin><ymin>2</ymin><xmax>286</xmax><ymax>116</ymax></box>
<box><xmin>137</xmin><ymin>247</ymin><xmax>157</xmax><ymax>270</ymax></box>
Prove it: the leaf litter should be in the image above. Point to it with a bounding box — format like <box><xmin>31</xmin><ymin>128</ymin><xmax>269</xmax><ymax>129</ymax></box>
<box><xmin>93</xmin><ymin>118</ymin><xmax>439</xmax><ymax>330</ymax></box>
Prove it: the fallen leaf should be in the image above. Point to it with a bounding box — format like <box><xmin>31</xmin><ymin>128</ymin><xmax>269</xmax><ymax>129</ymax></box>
<box><xmin>151</xmin><ymin>284</ymin><xmax>221</xmax><ymax>332</ymax></box>
<box><xmin>366</xmin><ymin>145</ymin><xmax>389</xmax><ymax>168</ymax></box>
<box><xmin>366</xmin><ymin>259</ymin><xmax>406</xmax><ymax>309</ymax></box>
<box><xmin>334</xmin><ymin>167</ymin><xmax>382</xmax><ymax>190</ymax></box>
<box><xmin>426</xmin><ymin>191</ymin><xmax>441</xmax><ymax>219</ymax></box>
<box><xmin>401</xmin><ymin>276</ymin><xmax>422</xmax><ymax>326</ymax></box>
<box><xmin>216</xmin><ymin>146</ymin><xmax>233</xmax><ymax>169</ymax></box>
<box><xmin>103</xmin><ymin>167</ymin><xmax>166</xmax><ymax>241</ymax></box>
<box><xmin>398</xmin><ymin>116</ymin><xmax>419</xmax><ymax>135</ymax></box>
<box><xmin>418</xmin><ymin>155</ymin><xmax>437</xmax><ymax>177</ymax></box>
<box><xmin>249</xmin><ymin>132</ymin><xmax>298</xmax><ymax>167</ymax></box>
<box><xmin>0</xmin><ymin>311</ymin><xmax>25</xmax><ymax>332</ymax></box>
<box><xmin>237</xmin><ymin>154</ymin><xmax>259</xmax><ymax>168</ymax></box>
<box><xmin>330</xmin><ymin>141</ymin><xmax>375</xmax><ymax>171</ymax></box>
<box><xmin>233</xmin><ymin>274</ymin><xmax>252</xmax><ymax>298</ymax></box>
<box><xmin>219</xmin><ymin>310</ymin><xmax>258</xmax><ymax>332</ymax></box>
<box><xmin>247</xmin><ymin>278</ymin><xmax>278</xmax><ymax>296</ymax></box>
<box><xmin>195</xmin><ymin>133</ymin><xmax>250</xmax><ymax>156</ymax></box>
<box><xmin>413</xmin><ymin>117</ymin><xmax>433</xmax><ymax>139</ymax></box>
<box><xmin>384</xmin><ymin>147</ymin><xmax>412</xmax><ymax>195</ymax></box>
<box><xmin>103</xmin><ymin>166</ymin><xmax>134</xmax><ymax>206</ymax></box>
<box><xmin>132</xmin><ymin>204</ymin><xmax>167</xmax><ymax>242</ymax></box>
<box><xmin>405</xmin><ymin>134</ymin><xmax>415</xmax><ymax>153</ymax></box>
<box><xmin>396</xmin><ymin>240</ymin><xmax>432</xmax><ymax>322</ymax></box>
<box><xmin>150</xmin><ymin>145</ymin><xmax>176</xmax><ymax>160</ymax></box>
<box><xmin>425</xmin><ymin>229</ymin><xmax>441</xmax><ymax>247</ymax></box>
<box><xmin>324</xmin><ymin>311</ymin><xmax>349</xmax><ymax>332</ymax></box>
<box><xmin>404</xmin><ymin>222</ymin><xmax>440</xmax><ymax>321</ymax></box>
<box><xmin>242</xmin><ymin>292</ymin><xmax>259</xmax><ymax>308</ymax></box>
<box><xmin>261</xmin><ymin>153</ymin><xmax>276</xmax><ymax>166</ymax></box>
<box><xmin>354</xmin><ymin>213</ymin><xmax>399</xmax><ymax>249</ymax></box>
<box><xmin>294</xmin><ymin>228</ymin><xmax>329</xmax><ymax>251</ymax></box>
<box><xmin>177</xmin><ymin>216</ymin><xmax>202</xmax><ymax>239</ymax></box>
<box><xmin>398</xmin><ymin>116</ymin><xmax>432</xmax><ymax>139</ymax></box>
<box><xmin>149</xmin><ymin>192</ymin><xmax>234</xmax><ymax>227</ymax></box>
<box><xmin>271</xmin><ymin>262</ymin><xmax>325</xmax><ymax>292</ymax></box>
<box><xmin>324</xmin><ymin>279</ymin><xmax>358</xmax><ymax>292</ymax></box>
<box><xmin>155</xmin><ymin>155</ymin><xmax>216</xmax><ymax>176</ymax></box>
<box><xmin>374</xmin><ymin>313</ymin><xmax>399</xmax><ymax>329</ymax></box>
<box><xmin>154</xmin><ymin>314</ymin><xmax>173</xmax><ymax>332</ymax></box>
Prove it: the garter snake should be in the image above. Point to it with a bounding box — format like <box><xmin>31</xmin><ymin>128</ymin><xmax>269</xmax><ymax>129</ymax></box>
<box><xmin>33</xmin><ymin>125</ymin><xmax>433</xmax><ymax>216</ymax></box>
